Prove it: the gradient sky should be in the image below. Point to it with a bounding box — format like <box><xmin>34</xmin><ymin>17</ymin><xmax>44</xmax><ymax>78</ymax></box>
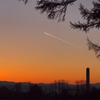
<box><xmin>0</xmin><ymin>0</ymin><xmax>100</xmax><ymax>84</ymax></box>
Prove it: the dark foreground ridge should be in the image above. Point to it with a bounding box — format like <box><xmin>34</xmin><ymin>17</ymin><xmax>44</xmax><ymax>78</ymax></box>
<box><xmin>0</xmin><ymin>81</ymin><xmax>100</xmax><ymax>100</ymax></box>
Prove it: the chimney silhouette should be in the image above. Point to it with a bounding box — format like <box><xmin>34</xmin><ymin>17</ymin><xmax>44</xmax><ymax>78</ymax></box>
<box><xmin>86</xmin><ymin>67</ymin><xmax>90</xmax><ymax>92</ymax></box>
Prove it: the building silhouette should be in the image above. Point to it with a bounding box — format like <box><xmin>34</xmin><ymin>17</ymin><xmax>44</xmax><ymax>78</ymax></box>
<box><xmin>86</xmin><ymin>67</ymin><xmax>90</xmax><ymax>99</ymax></box>
<box><xmin>86</xmin><ymin>67</ymin><xmax>90</xmax><ymax>91</ymax></box>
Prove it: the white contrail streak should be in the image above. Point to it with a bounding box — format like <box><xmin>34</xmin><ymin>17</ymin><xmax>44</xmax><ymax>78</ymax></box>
<box><xmin>44</xmin><ymin>32</ymin><xmax>82</xmax><ymax>49</ymax></box>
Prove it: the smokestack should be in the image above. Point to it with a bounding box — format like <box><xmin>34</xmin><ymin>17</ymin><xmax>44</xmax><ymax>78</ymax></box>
<box><xmin>86</xmin><ymin>67</ymin><xmax>90</xmax><ymax>92</ymax></box>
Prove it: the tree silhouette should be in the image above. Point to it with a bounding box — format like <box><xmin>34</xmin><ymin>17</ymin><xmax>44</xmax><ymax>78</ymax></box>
<box><xmin>19</xmin><ymin>0</ymin><xmax>76</xmax><ymax>21</ymax></box>
<box><xmin>19</xmin><ymin>0</ymin><xmax>28</xmax><ymax>4</ymax></box>
<box><xmin>35</xmin><ymin>0</ymin><xmax>76</xmax><ymax>22</ymax></box>
<box><xmin>19</xmin><ymin>0</ymin><xmax>100</xmax><ymax>58</ymax></box>
<box><xmin>28</xmin><ymin>84</ymin><xmax>44</xmax><ymax>99</ymax></box>
<box><xmin>70</xmin><ymin>1</ymin><xmax>100</xmax><ymax>58</ymax></box>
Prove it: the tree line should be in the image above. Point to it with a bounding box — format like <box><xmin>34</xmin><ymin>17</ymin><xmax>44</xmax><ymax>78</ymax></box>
<box><xmin>0</xmin><ymin>80</ymin><xmax>100</xmax><ymax>100</ymax></box>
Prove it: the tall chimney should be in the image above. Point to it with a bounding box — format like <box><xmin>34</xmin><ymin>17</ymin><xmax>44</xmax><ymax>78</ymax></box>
<box><xmin>86</xmin><ymin>67</ymin><xmax>90</xmax><ymax>93</ymax></box>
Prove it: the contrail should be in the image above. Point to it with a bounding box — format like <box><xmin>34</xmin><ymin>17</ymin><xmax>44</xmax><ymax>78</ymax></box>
<box><xmin>44</xmin><ymin>32</ymin><xmax>82</xmax><ymax>49</ymax></box>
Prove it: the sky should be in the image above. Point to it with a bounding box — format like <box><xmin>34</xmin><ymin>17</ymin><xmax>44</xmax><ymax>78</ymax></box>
<box><xmin>0</xmin><ymin>0</ymin><xmax>100</xmax><ymax>84</ymax></box>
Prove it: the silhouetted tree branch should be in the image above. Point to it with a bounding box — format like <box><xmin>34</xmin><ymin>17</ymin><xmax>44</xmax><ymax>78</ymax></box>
<box><xmin>70</xmin><ymin>2</ymin><xmax>100</xmax><ymax>32</ymax></box>
<box><xmin>19</xmin><ymin>0</ymin><xmax>28</xmax><ymax>4</ymax></box>
<box><xmin>70</xmin><ymin>0</ymin><xmax>100</xmax><ymax>58</ymax></box>
<box><xmin>87</xmin><ymin>38</ymin><xmax>100</xmax><ymax>58</ymax></box>
<box><xmin>35</xmin><ymin>0</ymin><xmax>77</xmax><ymax>22</ymax></box>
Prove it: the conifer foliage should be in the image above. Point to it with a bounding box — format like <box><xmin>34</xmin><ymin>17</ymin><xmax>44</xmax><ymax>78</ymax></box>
<box><xmin>70</xmin><ymin>0</ymin><xmax>100</xmax><ymax>58</ymax></box>
<box><xmin>35</xmin><ymin>0</ymin><xmax>76</xmax><ymax>22</ymax></box>
<box><xmin>70</xmin><ymin>1</ymin><xmax>100</xmax><ymax>32</ymax></box>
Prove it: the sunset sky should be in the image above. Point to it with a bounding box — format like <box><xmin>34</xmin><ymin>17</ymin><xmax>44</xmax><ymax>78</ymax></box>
<box><xmin>0</xmin><ymin>0</ymin><xmax>100</xmax><ymax>84</ymax></box>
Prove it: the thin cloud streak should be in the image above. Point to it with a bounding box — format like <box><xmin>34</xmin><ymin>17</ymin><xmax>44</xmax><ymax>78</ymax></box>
<box><xmin>44</xmin><ymin>32</ymin><xmax>82</xmax><ymax>49</ymax></box>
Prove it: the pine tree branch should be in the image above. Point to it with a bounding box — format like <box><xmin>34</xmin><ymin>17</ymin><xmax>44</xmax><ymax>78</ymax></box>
<box><xmin>70</xmin><ymin>0</ymin><xmax>100</xmax><ymax>59</ymax></box>
<box><xmin>19</xmin><ymin>0</ymin><xmax>28</xmax><ymax>4</ymax></box>
<box><xmin>70</xmin><ymin>21</ymin><xmax>100</xmax><ymax>32</ymax></box>
<box><xmin>35</xmin><ymin>0</ymin><xmax>77</xmax><ymax>21</ymax></box>
<box><xmin>87</xmin><ymin>38</ymin><xmax>100</xmax><ymax>58</ymax></box>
